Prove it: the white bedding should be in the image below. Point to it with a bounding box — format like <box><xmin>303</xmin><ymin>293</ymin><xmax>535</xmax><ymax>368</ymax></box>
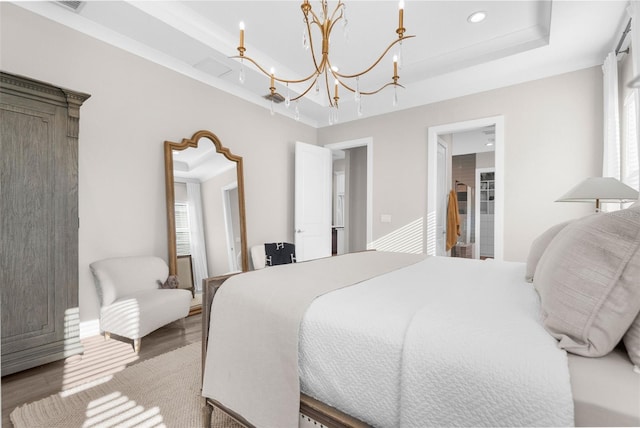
<box><xmin>299</xmin><ymin>256</ymin><xmax>574</xmax><ymax>427</ymax></box>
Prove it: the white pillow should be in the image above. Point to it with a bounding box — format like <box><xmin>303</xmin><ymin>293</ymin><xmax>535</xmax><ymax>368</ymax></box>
<box><xmin>525</xmin><ymin>220</ymin><xmax>572</xmax><ymax>282</ymax></box>
<box><xmin>623</xmin><ymin>200</ymin><xmax>640</xmax><ymax>367</ymax></box>
<box><xmin>533</xmin><ymin>205</ymin><xmax>640</xmax><ymax>357</ymax></box>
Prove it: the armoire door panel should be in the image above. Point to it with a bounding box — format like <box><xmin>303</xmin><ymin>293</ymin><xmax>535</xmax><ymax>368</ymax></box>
<box><xmin>1</xmin><ymin>71</ymin><xmax>89</xmax><ymax>376</ymax></box>
<box><xmin>1</xmin><ymin>107</ymin><xmax>55</xmax><ymax>341</ymax></box>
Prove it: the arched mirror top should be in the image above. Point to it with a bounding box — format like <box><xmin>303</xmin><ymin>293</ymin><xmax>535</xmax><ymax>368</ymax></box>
<box><xmin>164</xmin><ymin>130</ymin><xmax>248</xmax><ymax>286</ymax></box>
<box><xmin>166</xmin><ymin>130</ymin><xmax>243</xmax><ymax>164</ymax></box>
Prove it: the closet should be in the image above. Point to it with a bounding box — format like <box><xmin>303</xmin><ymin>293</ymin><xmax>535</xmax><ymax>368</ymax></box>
<box><xmin>1</xmin><ymin>72</ymin><xmax>90</xmax><ymax>375</ymax></box>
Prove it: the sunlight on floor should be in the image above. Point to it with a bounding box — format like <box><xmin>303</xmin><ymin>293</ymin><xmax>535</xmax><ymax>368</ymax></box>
<box><xmin>83</xmin><ymin>392</ymin><xmax>163</xmax><ymax>428</ymax></box>
<box><xmin>62</xmin><ymin>335</ymin><xmax>139</xmax><ymax>391</ymax></box>
<box><xmin>59</xmin><ymin>336</ymin><xmax>150</xmax><ymax>427</ymax></box>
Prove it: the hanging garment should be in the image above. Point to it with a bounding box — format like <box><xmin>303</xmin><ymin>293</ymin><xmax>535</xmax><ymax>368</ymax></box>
<box><xmin>446</xmin><ymin>190</ymin><xmax>461</xmax><ymax>251</ymax></box>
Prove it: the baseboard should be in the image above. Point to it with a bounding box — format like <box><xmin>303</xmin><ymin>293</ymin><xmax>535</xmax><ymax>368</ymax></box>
<box><xmin>79</xmin><ymin>319</ymin><xmax>101</xmax><ymax>339</ymax></box>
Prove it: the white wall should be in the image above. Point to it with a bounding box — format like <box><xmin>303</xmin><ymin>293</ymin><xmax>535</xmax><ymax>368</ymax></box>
<box><xmin>476</xmin><ymin>151</ymin><xmax>495</xmax><ymax>169</ymax></box>
<box><xmin>346</xmin><ymin>146</ymin><xmax>368</xmax><ymax>252</ymax></box>
<box><xmin>0</xmin><ymin>3</ymin><xmax>317</xmax><ymax>328</ymax></box>
<box><xmin>318</xmin><ymin>66</ymin><xmax>603</xmax><ymax>261</ymax></box>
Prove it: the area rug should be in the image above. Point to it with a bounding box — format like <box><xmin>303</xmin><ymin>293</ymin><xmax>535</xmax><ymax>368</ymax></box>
<box><xmin>10</xmin><ymin>342</ymin><xmax>242</xmax><ymax>428</ymax></box>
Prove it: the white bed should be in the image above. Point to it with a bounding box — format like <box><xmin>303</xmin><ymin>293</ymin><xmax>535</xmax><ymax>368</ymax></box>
<box><xmin>299</xmin><ymin>256</ymin><xmax>573</xmax><ymax>427</ymax></box>
<box><xmin>201</xmin><ymin>250</ymin><xmax>640</xmax><ymax>427</ymax></box>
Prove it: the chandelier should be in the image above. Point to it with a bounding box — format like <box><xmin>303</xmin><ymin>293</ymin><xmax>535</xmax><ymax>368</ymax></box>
<box><xmin>234</xmin><ymin>0</ymin><xmax>414</xmax><ymax>123</ymax></box>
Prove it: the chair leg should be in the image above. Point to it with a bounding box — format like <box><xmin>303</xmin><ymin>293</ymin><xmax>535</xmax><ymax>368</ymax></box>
<box><xmin>104</xmin><ymin>331</ymin><xmax>111</xmax><ymax>341</ymax></box>
<box><xmin>133</xmin><ymin>338</ymin><xmax>141</xmax><ymax>353</ymax></box>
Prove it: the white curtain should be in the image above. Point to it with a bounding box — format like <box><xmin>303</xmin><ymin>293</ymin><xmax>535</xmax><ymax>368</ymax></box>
<box><xmin>186</xmin><ymin>182</ymin><xmax>209</xmax><ymax>292</ymax></box>
<box><xmin>602</xmin><ymin>51</ymin><xmax>622</xmax><ymax>211</ymax></box>
<box><xmin>629</xmin><ymin>3</ymin><xmax>640</xmax><ymax>200</ymax></box>
<box><xmin>603</xmin><ymin>51</ymin><xmax>621</xmax><ymax>180</ymax></box>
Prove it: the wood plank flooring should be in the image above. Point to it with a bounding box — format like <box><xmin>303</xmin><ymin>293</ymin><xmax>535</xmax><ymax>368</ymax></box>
<box><xmin>1</xmin><ymin>313</ymin><xmax>202</xmax><ymax>427</ymax></box>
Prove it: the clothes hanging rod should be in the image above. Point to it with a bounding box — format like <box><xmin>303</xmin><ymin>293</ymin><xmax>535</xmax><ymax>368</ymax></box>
<box><xmin>615</xmin><ymin>17</ymin><xmax>632</xmax><ymax>56</ymax></box>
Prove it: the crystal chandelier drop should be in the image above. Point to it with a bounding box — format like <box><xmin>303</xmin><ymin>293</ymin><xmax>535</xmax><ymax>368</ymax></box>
<box><xmin>234</xmin><ymin>0</ymin><xmax>414</xmax><ymax>122</ymax></box>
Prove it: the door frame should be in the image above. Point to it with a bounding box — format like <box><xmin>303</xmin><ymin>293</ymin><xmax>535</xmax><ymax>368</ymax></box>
<box><xmin>324</xmin><ymin>137</ymin><xmax>373</xmax><ymax>249</ymax></box>
<box><xmin>426</xmin><ymin>116</ymin><xmax>504</xmax><ymax>260</ymax></box>
<box><xmin>436</xmin><ymin>139</ymin><xmax>449</xmax><ymax>256</ymax></box>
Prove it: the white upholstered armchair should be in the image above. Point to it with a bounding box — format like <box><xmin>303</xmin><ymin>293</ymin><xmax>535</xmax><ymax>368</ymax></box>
<box><xmin>89</xmin><ymin>256</ymin><xmax>192</xmax><ymax>352</ymax></box>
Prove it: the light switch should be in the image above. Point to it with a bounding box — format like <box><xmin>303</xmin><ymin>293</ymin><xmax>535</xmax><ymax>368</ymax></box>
<box><xmin>381</xmin><ymin>214</ymin><xmax>392</xmax><ymax>223</ymax></box>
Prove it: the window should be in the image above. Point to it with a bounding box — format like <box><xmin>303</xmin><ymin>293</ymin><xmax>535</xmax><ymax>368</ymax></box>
<box><xmin>174</xmin><ymin>202</ymin><xmax>191</xmax><ymax>256</ymax></box>
<box><xmin>622</xmin><ymin>92</ymin><xmax>639</xmax><ymax>194</ymax></box>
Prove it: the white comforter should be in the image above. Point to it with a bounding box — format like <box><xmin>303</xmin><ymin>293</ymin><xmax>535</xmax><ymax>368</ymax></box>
<box><xmin>299</xmin><ymin>256</ymin><xmax>574</xmax><ymax>427</ymax></box>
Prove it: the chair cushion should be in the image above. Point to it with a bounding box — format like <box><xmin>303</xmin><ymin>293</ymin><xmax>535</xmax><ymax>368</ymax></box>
<box><xmin>251</xmin><ymin>245</ymin><xmax>266</xmax><ymax>270</ymax></box>
<box><xmin>90</xmin><ymin>256</ymin><xmax>169</xmax><ymax>306</ymax></box>
<box><xmin>100</xmin><ymin>289</ymin><xmax>192</xmax><ymax>339</ymax></box>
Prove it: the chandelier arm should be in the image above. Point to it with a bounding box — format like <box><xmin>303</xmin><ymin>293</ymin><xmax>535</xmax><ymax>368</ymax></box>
<box><xmin>333</xmin><ymin>35</ymin><xmax>415</xmax><ymax>80</ymax></box>
<box><xmin>335</xmin><ymin>78</ymin><xmax>355</xmax><ymax>94</ymax></box>
<box><xmin>304</xmin><ymin>16</ymin><xmax>325</xmax><ymax>74</ymax></box>
<box><xmin>360</xmin><ymin>82</ymin><xmax>405</xmax><ymax>96</ymax></box>
<box><xmin>324</xmin><ymin>69</ymin><xmax>335</xmax><ymax>107</ymax></box>
<box><xmin>290</xmin><ymin>75</ymin><xmax>321</xmax><ymax>101</ymax></box>
<box><xmin>331</xmin><ymin>78</ymin><xmax>405</xmax><ymax>95</ymax></box>
<box><xmin>306</xmin><ymin>7</ymin><xmax>323</xmax><ymax>30</ymax></box>
<box><xmin>231</xmin><ymin>55</ymin><xmax>320</xmax><ymax>85</ymax></box>
<box><xmin>328</xmin><ymin>12</ymin><xmax>344</xmax><ymax>35</ymax></box>
<box><xmin>325</xmin><ymin>60</ymin><xmax>355</xmax><ymax>95</ymax></box>
<box><xmin>328</xmin><ymin>2</ymin><xmax>344</xmax><ymax>27</ymax></box>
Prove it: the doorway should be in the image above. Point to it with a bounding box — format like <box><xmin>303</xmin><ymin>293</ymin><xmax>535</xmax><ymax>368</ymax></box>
<box><xmin>426</xmin><ymin>116</ymin><xmax>504</xmax><ymax>260</ymax></box>
<box><xmin>325</xmin><ymin>138</ymin><xmax>372</xmax><ymax>254</ymax></box>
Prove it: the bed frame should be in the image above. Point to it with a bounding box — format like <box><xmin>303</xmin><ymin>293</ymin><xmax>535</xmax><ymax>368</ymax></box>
<box><xmin>201</xmin><ymin>274</ymin><xmax>369</xmax><ymax>428</ymax></box>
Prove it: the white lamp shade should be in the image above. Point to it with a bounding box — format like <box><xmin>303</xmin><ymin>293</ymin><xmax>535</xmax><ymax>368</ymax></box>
<box><xmin>556</xmin><ymin>177</ymin><xmax>639</xmax><ymax>203</ymax></box>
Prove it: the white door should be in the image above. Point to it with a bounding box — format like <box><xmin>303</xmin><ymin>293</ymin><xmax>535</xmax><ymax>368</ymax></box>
<box><xmin>295</xmin><ymin>141</ymin><xmax>332</xmax><ymax>262</ymax></box>
<box><xmin>436</xmin><ymin>141</ymin><xmax>448</xmax><ymax>256</ymax></box>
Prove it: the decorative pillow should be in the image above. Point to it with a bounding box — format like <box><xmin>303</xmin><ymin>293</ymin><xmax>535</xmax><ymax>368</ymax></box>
<box><xmin>157</xmin><ymin>274</ymin><xmax>179</xmax><ymax>289</ymax></box>
<box><xmin>525</xmin><ymin>220</ymin><xmax>572</xmax><ymax>282</ymax></box>
<box><xmin>264</xmin><ymin>242</ymin><xmax>296</xmax><ymax>266</ymax></box>
<box><xmin>533</xmin><ymin>204</ymin><xmax>640</xmax><ymax>357</ymax></box>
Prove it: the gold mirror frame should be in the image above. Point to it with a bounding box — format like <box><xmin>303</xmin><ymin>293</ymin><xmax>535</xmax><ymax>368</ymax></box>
<box><xmin>164</xmin><ymin>130</ymin><xmax>249</xmax><ymax>278</ymax></box>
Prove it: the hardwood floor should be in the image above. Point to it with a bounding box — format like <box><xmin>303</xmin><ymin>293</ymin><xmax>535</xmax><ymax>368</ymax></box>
<box><xmin>1</xmin><ymin>313</ymin><xmax>202</xmax><ymax>427</ymax></box>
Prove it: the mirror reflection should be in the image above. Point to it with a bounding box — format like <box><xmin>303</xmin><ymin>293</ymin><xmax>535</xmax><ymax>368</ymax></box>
<box><xmin>165</xmin><ymin>131</ymin><xmax>248</xmax><ymax>307</ymax></box>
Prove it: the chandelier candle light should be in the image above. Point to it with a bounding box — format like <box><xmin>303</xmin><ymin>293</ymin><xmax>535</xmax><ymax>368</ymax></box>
<box><xmin>234</xmin><ymin>0</ymin><xmax>415</xmax><ymax>122</ymax></box>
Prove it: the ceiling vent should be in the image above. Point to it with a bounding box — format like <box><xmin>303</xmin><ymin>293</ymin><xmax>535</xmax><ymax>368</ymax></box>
<box><xmin>56</xmin><ymin>1</ymin><xmax>85</xmax><ymax>12</ymax></box>
<box><xmin>263</xmin><ymin>93</ymin><xmax>285</xmax><ymax>104</ymax></box>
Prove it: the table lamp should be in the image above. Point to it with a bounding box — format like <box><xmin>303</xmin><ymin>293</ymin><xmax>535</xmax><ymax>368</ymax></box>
<box><xmin>556</xmin><ymin>177</ymin><xmax>639</xmax><ymax>212</ymax></box>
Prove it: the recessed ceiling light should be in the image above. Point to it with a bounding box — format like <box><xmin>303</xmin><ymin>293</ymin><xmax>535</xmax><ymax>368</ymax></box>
<box><xmin>468</xmin><ymin>11</ymin><xmax>487</xmax><ymax>24</ymax></box>
<box><xmin>486</xmin><ymin>142</ymin><xmax>494</xmax><ymax>147</ymax></box>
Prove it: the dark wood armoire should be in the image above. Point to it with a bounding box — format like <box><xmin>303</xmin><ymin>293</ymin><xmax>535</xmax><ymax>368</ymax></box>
<box><xmin>1</xmin><ymin>71</ymin><xmax>90</xmax><ymax>376</ymax></box>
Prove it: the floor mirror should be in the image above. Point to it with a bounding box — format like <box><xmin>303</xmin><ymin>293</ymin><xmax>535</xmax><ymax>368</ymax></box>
<box><xmin>164</xmin><ymin>130</ymin><xmax>248</xmax><ymax>313</ymax></box>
